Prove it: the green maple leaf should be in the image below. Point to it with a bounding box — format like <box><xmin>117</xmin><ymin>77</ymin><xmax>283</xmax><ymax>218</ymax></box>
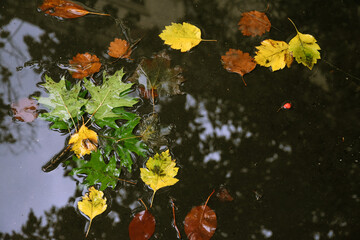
<box><xmin>38</xmin><ymin>76</ymin><xmax>87</xmax><ymax>122</ymax></box>
<box><xmin>84</xmin><ymin>70</ymin><xmax>138</xmax><ymax>120</ymax></box>
<box><xmin>70</xmin><ymin>150</ymin><xmax>120</xmax><ymax>191</ymax></box>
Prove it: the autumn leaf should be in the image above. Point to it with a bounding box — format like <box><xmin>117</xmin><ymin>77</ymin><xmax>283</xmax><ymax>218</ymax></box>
<box><xmin>254</xmin><ymin>39</ymin><xmax>293</xmax><ymax>71</ymax></box>
<box><xmin>38</xmin><ymin>75</ymin><xmax>87</xmax><ymax>122</ymax></box>
<box><xmin>216</xmin><ymin>187</ymin><xmax>233</xmax><ymax>202</ymax></box>
<box><xmin>68</xmin><ymin>124</ymin><xmax>98</xmax><ymax>157</ymax></box>
<box><xmin>288</xmin><ymin>19</ymin><xmax>321</xmax><ymax>70</ymax></box>
<box><xmin>129</xmin><ymin>210</ymin><xmax>156</xmax><ymax>240</ymax></box>
<box><xmin>184</xmin><ymin>190</ymin><xmax>217</xmax><ymax>240</ymax></box>
<box><xmin>129</xmin><ymin>51</ymin><xmax>185</xmax><ymax>98</ymax></box>
<box><xmin>68</xmin><ymin>53</ymin><xmax>101</xmax><ymax>79</ymax></box>
<box><xmin>159</xmin><ymin>22</ymin><xmax>216</xmax><ymax>52</ymax></box>
<box><xmin>138</xmin><ymin>114</ymin><xmax>169</xmax><ymax>149</ymax></box>
<box><xmin>39</xmin><ymin>0</ymin><xmax>110</xmax><ymax>19</ymax></box>
<box><xmin>78</xmin><ymin>186</ymin><xmax>107</xmax><ymax>237</ymax></box>
<box><xmin>11</xmin><ymin>98</ymin><xmax>38</xmax><ymax>122</ymax></box>
<box><xmin>238</xmin><ymin>10</ymin><xmax>271</xmax><ymax>37</ymax></box>
<box><xmin>221</xmin><ymin>49</ymin><xmax>256</xmax><ymax>86</ymax></box>
<box><xmin>108</xmin><ymin>38</ymin><xmax>132</xmax><ymax>59</ymax></box>
<box><xmin>140</xmin><ymin>150</ymin><xmax>179</xmax><ymax>207</ymax></box>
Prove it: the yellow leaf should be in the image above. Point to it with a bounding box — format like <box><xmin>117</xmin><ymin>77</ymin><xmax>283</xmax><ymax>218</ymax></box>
<box><xmin>78</xmin><ymin>186</ymin><xmax>107</xmax><ymax>237</ymax></box>
<box><xmin>254</xmin><ymin>39</ymin><xmax>293</xmax><ymax>71</ymax></box>
<box><xmin>159</xmin><ymin>22</ymin><xmax>214</xmax><ymax>52</ymax></box>
<box><xmin>288</xmin><ymin>19</ymin><xmax>321</xmax><ymax>70</ymax></box>
<box><xmin>68</xmin><ymin>124</ymin><xmax>98</xmax><ymax>158</ymax></box>
<box><xmin>140</xmin><ymin>150</ymin><xmax>179</xmax><ymax>207</ymax></box>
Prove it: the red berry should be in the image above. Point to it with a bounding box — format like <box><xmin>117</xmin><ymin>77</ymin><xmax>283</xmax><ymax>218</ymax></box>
<box><xmin>283</xmin><ymin>102</ymin><xmax>291</xmax><ymax>109</ymax></box>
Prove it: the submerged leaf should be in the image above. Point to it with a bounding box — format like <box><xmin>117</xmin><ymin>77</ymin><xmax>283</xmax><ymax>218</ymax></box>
<box><xmin>78</xmin><ymin>186</ymin><xmax>107</xmax><ymax>237</ymax></box>
<box><xmin>254</xmin><ymin>39</ymin><xmax>293</xmax><ymax>71</ymax></box>
<box><xmin>68</xmin><ymin>53</ymin><xmax>101</xmax><ymax>79</ymax></box>
<box><xmin>159</xmin><ymin>22</ymin><xmax>208</xmax><ymax>52</ymax></box>
<box><xmin>140</xmin><ymin>150</ymin><xmax>179</xmax><ymax>207</ymax></box>
<box><xmin>288</xmin><ymin>19</ymin><xmax>321</xmax><ymax>70</ymax></box>
<box><xmin>238</xmin><ymin>10</ymin><xmax>271</xmax><ymax>37</ymax></box>
<box><xmin>108</xmin><ymin>38</ymin><xmax>132</xmax><ymax>59</ymax></box>
<box><xmin>11</xmin><ymin>98</ymin><xmax>38</xmax><ymax>122</ymax></box>
<box><xmin>138</xmin><ymin>114</ymin><xmax>169</xmax><ymax>149</ymax></box>
<box><xmin>129</xmin><ymin>210</ymin><xmax>156</xmax><ymax>240</ymax></box>
<box><xmin>129</xmin><ymin>51</ymin><xmax>185</xmax><ymax>98</ymax></box>
<box><xmin>68</xmin><ymin>124</ymin><xmax>98</xmax><ymax>157</ymax></box>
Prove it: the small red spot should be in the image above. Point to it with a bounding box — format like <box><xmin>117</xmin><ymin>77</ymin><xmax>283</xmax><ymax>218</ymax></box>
<box><xmin>283</xmin><ymin>102</ymin><xmax>291</xmax><ymax>109</ymax></box>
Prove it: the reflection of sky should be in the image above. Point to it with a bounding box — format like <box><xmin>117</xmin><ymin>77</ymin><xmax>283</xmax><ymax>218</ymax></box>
<box><xmin>0</xmin><ymin>19</ymin><xmax>75</xmax><ymax>233</ymax></box>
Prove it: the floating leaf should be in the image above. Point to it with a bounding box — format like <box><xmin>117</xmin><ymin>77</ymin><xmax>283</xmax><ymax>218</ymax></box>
<box><xmin>108</xmin><ymin>38</ymin><xmax>132</xmax><ymax>59</ymax></box>
<box><xmin>68</xmin><ymin>53</ymin><xmax>101</xmax><ymax>79</ymax></box>
<box><xmin>68</xmin><ymin>124</ymin><xmax>98</xmax><ymax>158</ymax></box>
<box><xmin>138</xmin><ymin>114</ymin><xmax>169</xmax><ymax>149</ymax></box>
<box><xmin>39</xmin><ymin>0</ymin><xmax>110</xmax><ymax>19</ymax></box>
<box><xmin>38</xmin><ymin>75</ymin><xmax>87</xmax><ymax>122</ymax></box>
<box><xmin>184</xmin><ymin>191</ymin><xmax>217</xmax><ymax>240</ymax></box>
<box><xmin>84</xmin><ymin>70</ymin><xmax>138</xmax><ymax>120</ymax></box>
<box><xmin>238</xmin><ymin>10</ymin><xmax>271</xmax><ymax>37</ymax></box>
<box><xmin>129</xmin><ymin>210</ymin><xmax>156</xmax><ymax>240</ymax></box>
<box><xmin>254</xmin><ymin>39</ymin><xmax>293</xmax><ymax>71</ymax></box>
<box><xmin>70</xmin><ymin>150</ymin><xmax>120</xmax><ymax>190</ymax></box>
<box><xmin>221</xmin><ymin>49</ymin><xmax>256</xmax><ymax>86</ymax></box>
<box><xmin>77</xmin><ymin>186</ymin><xmax>107</xmax><ymax>237</ymax></box>
<box><xmin>288</xmin><ymin>19</ymin><xmax>321</xmax><ymax>70</ymax></box>
<box><xmin>159</xmin><ymin>22</ymin><xmax>215</xmax><ymax>52</ymax></box>
<box><xmin>11</xmin><ymin>98</ymin><xmax>38</xmax><ymax>122</ymax></box>
<box><xmin>140</xmin><ymin>150</ymin><xmax>179</xmax><ymax>207</ymax></box>
<box><xmin>129</xmin><ymin>51</ymin><xmax>185</xmax><ymax>98</ymax></box>
<box><xmin>216</xmin><ymin>187</ymin><xmax>233</xmax><ymax>202</ymax></box>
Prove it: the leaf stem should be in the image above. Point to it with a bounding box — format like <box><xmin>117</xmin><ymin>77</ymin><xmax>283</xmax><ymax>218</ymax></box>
<box><xmin>138</xmin><ymin>198</ymin><xmax>148</xmax><ymax>211</ymax></box>
<box><xmin>201</xmin><ymin>39</ymin><xmax>217</xmax><ymax>42</ymax></box>
<box><xmin>85</xmin><ymin>219</ymin><xmax>92</xmax><ymax>237</ymax></box>
<box><xmin>288</xmin><ymin>18</ymin><xmax>299</xmax><ymax>33</ymax></box>
<box><xmin>59</xmin><ymin>95</ymin><xmax>77</xmax><ymax>132</ymax></box>
<box><xmin>150</xmin><ymin>190</ymin><xmax>156</xmax><ymax>208</ymax></box>
<box><xmin>200</xmin><ymin>189</ymin><xmax>215</xmax><ymax>223</ymax></box>
<box><xmin>85</xmin><ymin>89</ymin><xmax>111</xmax><ymax>126</ymax></box>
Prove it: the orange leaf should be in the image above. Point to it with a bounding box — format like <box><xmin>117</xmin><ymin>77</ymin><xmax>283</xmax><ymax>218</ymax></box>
<box><xmin>68</xmin><ymin>53</ymin><xmax>101</xmax><ymax>79</ymax></box>
<box><xmin>39</xmin><ymin>0</ymin><xmax>109</xmax><ymax>19</ymax></box>
<box><xmin>108</xmin><ymin>38</ymin><xmax>132</xmax><ymax>59</ymax></box>
<box><xmin>221</xmin><ymin>49</ymin><xmax>256</xmax><ymax>85</ymax></box>
<box><xmin>238</xmin><ymin>10</ymin><xmax>271</xmax><ymax>37</ymax></box>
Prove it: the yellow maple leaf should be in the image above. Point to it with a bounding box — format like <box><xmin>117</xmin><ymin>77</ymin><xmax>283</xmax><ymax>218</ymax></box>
<box><xmin>288</xmin><ymin>19</ymin><xmax>321</xmax><ymax>70</ymax></box>
<box><xmin>68</xmin><ymin>124</ymin><xmax>98</xmax><ymax>157</ymax></box>
<box><xmin>78</xmin><ymin>186</ymin><xmax>107</xmax><ymax>237</ymax></box>
<box><xmin>254</xmin><ymin>39</ymin><xmax>293</xmax><ymax>71</ymax></box>
<box><xmin>159</xmin><ymin>22</ymin><xmax>215</xmax><ymax>52</ymax></box>
<box><xmin>140</xmin><ymin>150</ymin><xmax>179</xmax><ymax>207</ymax></box>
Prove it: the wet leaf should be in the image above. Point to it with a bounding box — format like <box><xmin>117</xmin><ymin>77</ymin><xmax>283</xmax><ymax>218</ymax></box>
<box><xmin>68</xmin><ymin>53</ymin><xmax>101</xmax><ymax>79</ymax></box>
<box><xmin>77</xmin><ymin>186</ymin><xmax>107</xmax><ymax>237</ymax></box>
<box><xmin>39</xmin><ymin>0</ymin><xmax>109</xmax><ymax>19</ymax></box>
<box><xmin>11</xmin><ymin>98</ymin><xmax>38</xmax><ymax>122</ymax></box>
<box><xmin>129</xmin><ymin>51</ymin><xmax>185</xmax><ymax>98</ymax></box>
<box><xmin>129</xmin><ymin>210</ymin><xmax>156</xmax><ymax>240</ymax></box>
<box><xmin>68</xmin><ymin>124</ymin><xmax>98</xmax><ymax>157</ymax></box>
<box><xmin>221</xmin><ymin>49</ymin><xmax>256</xmax><ymax>85</ymax></box>
<box><xmin>140</xmin><ymin>150</ymin><xmax>179</xmax><ymax>207</ymax></box>
<box><xmin>84</xmin><ymin>69</ymin><xmax>138</xmax><ymax>120</ymax></box>
<box><xmin>38</xmin><ymin>75</ymin><xmax>87</xmax><ymax>122</ymax></box>
<box><xmin>216</xmin><ymin>187</ymin><xmax>233</xmax><ymax>202</ymax></box>
<box><xmin>108</xmin><ymin>38</ymin><xmax>132</xmax><ymax>59</ymax></box>
<box><xmin>159</xmin><ymin>22</ymin><xmax>215</xmax><ymax>52</ymax></box>
<box><xmin>238</xmin><ymin>10</ymin><xmax>271</xmax><ymax>37</ymax></box>
<box><xmin>254</xmin><ymin>39</ymin><xmax>293</xmax><ymax>71</ymax></box>
<box><xmin>288</xmin><ymin>19</ymin><xmax>321</xmax><ymax>70</ymax></box>
<box><xmin>184</xmin><ymin>191</ymin><xmax>217</xmax><ymax>240</ymax></box>
<box><xmin>138</xmin><ymin>114</ymin><xmax>168</xmax><ymax>149</ymax></box>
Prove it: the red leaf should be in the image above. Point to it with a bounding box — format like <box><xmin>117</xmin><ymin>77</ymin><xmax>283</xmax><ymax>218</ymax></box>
<box><xmin>11</xmin><ymin>98</ymin><xmax>38</xmax><ymax>122</ymax></box>
<box><xmin>238</xmin><ymin>11</ymin><xmax>271</xmax><ymax>37</ymax></box>
<box><xmin>129</xmin><ymin>210</ymin><xmax>155</xmax><ymax>240</ymax></box>
<box><xmin>39</xmin><ymin>0</ymin><xmax>109</xmax><ymax>19</ymax></box>
<box><xmin>108</xmin><ymin>38</ymin><xmax>132</xmax><ymax>59</ymax></box>
<box><xmin>184</xmin><ymin>190</ymin><xmax>217</xmax><ymax>240</ymax></box>
<box><xmin>68</xmin><ymin>53</ymin><xmax>101</xmax><ymax>79</ymax></box>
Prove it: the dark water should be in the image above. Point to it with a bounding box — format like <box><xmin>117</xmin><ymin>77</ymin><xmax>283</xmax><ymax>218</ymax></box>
<box><xmin>1</xmin><ymin>0</ymin><xmax>359</xmax><ymax>239</ymax></box>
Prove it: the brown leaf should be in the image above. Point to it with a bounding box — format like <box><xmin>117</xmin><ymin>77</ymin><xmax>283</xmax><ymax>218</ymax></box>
<box><xmin>216</xmin><ymin>187</ymin><xmax>233</xmax><ymax>202</ymax></box>
<box><xmin>184</xmin><ymin>190</ymin><xmax>217</xmax><ymax>240</ymax></box>
<box><xmin>238</xmin><ymin>11</ymin><xmax>271</xmax><ymax>37</ymax></box>
<box><xmin>221</xmin><ymin>49</ymin><xmax>256</xmax><ymax>85</ymax></box>
<box><xmin>11</xmin><ymin>98</ymin><xmax>38</xmax><ymax>122</ymax></box>
<box><xmin>68</xmin><ymin>53</ymin><xmax>101</xmax><ymax>79</ymax></box>
<box><xmin>108</xmin><ymin>38</ymin><xmax>132</xmax><ymax>59</ymax></box>
<box><xmin>129</xmin><ymin>210</ymin><xmax>155</xmax><ymax>240</ymax></box>
<box><xmin>39</xmin><ymin>0</ymin><xmax>109</xmax><ymax>19</ymax></box>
